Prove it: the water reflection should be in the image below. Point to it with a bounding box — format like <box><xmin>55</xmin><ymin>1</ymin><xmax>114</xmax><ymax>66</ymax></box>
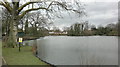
<box><xmin>24</xmin><ymin>36</ymin><xmax>118</xmax><ymax>65</ymax></box>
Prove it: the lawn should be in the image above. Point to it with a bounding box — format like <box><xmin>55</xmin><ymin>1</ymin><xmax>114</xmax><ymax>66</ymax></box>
<box><xmin>2</xmin><ymin>45</ymin><xmax>49</xmax><ymax>65</ymax></box>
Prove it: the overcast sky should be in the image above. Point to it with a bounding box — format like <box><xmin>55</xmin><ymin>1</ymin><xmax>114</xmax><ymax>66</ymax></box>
<box><xmin>0</xmin><ymin>0</ymin><xmax>119</xmax><ymax>30</ymax></box>
<box><xmin>53</xmin><ymin>2</ymin><xmax>118</xmax><ymax>30</ymax></box>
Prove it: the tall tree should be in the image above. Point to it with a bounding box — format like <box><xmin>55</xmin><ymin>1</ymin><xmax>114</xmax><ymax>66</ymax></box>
<box><xmin>0</xmin><ymin>0</ymin><xmax>84</xmax><ymax>47</ymax></box>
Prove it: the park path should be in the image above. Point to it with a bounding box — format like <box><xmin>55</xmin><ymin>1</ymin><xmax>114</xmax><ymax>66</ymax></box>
<box><xmin>2</xmin><ymin>57</ymin><xmax>7</xmax><ymax>65</ymax></box>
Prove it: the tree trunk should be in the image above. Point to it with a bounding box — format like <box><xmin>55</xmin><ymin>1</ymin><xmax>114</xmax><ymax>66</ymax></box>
<box><xmin>9</xmin><ymin>2</ymin><xmax>19</xmax><ymax>47</ymax></box>
<box><xmin>25</xmin><ymin>20</ymin><xmax>28</xmax><ymax>34</ymax></box>
<box><xmin>8</xmin><ymin>19</ymin><xmax>17</xmax><ymax>47</ymax></box>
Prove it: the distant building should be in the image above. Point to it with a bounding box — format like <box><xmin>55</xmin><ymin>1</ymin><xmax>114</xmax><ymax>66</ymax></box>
<box><xmin>49</xmin><ymin>31</ymin><xmax>68</xmax><ymax>35</ymax></box>
<box><xmin>49</xmin><ymin>32</ymin><xmax>54</xmax><ymax>34</ymax></box>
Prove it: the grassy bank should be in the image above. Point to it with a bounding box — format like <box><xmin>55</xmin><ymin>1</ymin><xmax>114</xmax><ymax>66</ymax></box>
<box><xmin>2</xmin><ymin>46</ymin><xmax>48</xmax><ymax>65</ymax></box>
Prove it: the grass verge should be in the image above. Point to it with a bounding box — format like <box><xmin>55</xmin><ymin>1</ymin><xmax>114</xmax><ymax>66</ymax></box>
<box><xmin>2</xmin><ymin>46</ymin><xmax>48</xmax><ymax>65</ymax></box>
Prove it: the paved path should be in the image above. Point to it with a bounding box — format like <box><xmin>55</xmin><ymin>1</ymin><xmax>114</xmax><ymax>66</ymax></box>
<box><xmin>2</xmin><ymin>57</ymin><xmax>6</xmax><ymax>65</ymax></box>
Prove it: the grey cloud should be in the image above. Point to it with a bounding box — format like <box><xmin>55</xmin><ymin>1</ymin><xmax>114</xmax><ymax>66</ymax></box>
<box><xmin>85</xmin><ymin>2</ymin><xmax>117</xmax><ymax>12</ymax></box>
<box><xmin>86</xmin><ymin>2</ymin><xmax>118</xmax><ymax>26</ymax></box>
<box><xmin>52</xmin><ymin>2</ymin><xmax>118</xmax><ymax>29</ymax></box>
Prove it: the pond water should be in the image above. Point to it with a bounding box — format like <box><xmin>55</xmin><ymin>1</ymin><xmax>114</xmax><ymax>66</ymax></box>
<box><xmin>24</xmin><ymin>36</ymin><xmax>118</xmax><ymax>65</ymax></box>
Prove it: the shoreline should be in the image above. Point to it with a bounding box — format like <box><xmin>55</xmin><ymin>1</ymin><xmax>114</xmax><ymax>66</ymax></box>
<box><xmin>2</xmin><ymin>46</ymin><xmax>49</xmax><ymax>65</ymax></box>
<box><xmin>23</xmin><ymin>35</ymin><xmax>119</xmax><ymax>41</ymax></box>
<box><xmin>35</xmin><ymin>55</ymin><xmax>56</xmax><ymax>67</ymax></box>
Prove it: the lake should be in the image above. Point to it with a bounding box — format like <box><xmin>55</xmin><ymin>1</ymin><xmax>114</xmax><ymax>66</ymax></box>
<box><xmin>24</xmin><ymin>36</ymin><xmax>118</xmax><ymax>65</ymax></box>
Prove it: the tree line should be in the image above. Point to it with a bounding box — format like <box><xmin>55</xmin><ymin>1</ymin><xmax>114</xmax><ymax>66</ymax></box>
<box><xmin>66</xmin><ymin>22</ymin><xmax>118</xmax><ymax>36</ymax></box>
<box><xmin>0</xmin><ymin>0</ymin><xmax>84</xmax><ymax>47</ymax></box>
<box><xmin>2</xmin><ymin>9</ymin><xmax>50</xmax><ymax>38</ymax></box>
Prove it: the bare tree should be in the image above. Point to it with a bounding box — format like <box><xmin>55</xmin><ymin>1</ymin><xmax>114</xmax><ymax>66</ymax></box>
<box><xmin>0</xmin><ymin>0</ymin><xmax>85</xmax><ymax>47</ymax></box>
<box><xmin>1</xmin><ymin>8</ymin><xmax>11</xmax><ymax>36</ymax></box>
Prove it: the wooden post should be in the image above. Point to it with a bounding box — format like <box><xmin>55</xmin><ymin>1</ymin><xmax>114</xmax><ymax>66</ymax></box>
<box><xmin>19</xmin><ymin>42</ymin><xmax>20</xmax><ymax>52</ymax></box>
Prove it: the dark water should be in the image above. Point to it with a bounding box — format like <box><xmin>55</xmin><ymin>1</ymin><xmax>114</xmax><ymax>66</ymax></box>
<box><xmin>24</xmin><ymin>36</ymin><xmax>118</xmax><ymax>65</ymax></box>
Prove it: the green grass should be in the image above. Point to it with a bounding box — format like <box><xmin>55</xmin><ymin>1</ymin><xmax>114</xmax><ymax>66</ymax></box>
<box><xmin>2</xmin><ymin>46</ymin><xmax>48</xmax><ymax>65</ymax></box>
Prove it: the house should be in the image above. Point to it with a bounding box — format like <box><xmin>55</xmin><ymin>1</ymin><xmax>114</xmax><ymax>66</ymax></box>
<box><xmin>49</xmin><ymin>31</ymin><xmax>68</xmax><ymax>35</ymax></box>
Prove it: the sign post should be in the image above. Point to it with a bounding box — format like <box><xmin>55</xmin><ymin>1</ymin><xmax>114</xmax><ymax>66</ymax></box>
<box><xmin>17</xmin><ymin>31</ymin><xmax>25</xmax><ymax>52</ymax></box>
<box><xmin>17</xmin><ymin>31</ymin><xmax>24</xmax><ymax>52</ymax></box>
<box><xmin>18</xmin><ymin>37</ymin><xmax>23</xmax><ymax>52</ymax></box>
